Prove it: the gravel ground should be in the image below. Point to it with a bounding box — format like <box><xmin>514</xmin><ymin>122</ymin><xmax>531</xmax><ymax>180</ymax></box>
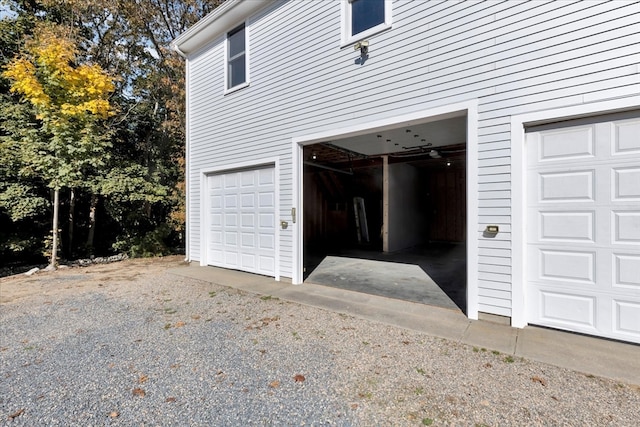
<box><xmin>1</xmin><ymin>257</ymin><xmax>639</xmax><ymax>426</ymax></box>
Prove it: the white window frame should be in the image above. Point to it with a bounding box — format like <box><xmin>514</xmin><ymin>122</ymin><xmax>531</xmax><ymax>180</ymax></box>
<box><xmin>224</xmin><ymin>21</ymin><xmax>250</xmax><ymax>94</ymax></box>
<box><xmin>341</xmin><ymin>0</ymin><xmax>392</xmax><ymax>47</ymax></box>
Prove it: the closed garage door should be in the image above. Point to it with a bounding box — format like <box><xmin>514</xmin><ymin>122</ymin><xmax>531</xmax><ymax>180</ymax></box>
<box><xmin>207</xmin><ymin>165</ymin><xmax>276</xmax><ymax>276</ymax></box>
<box><xmin>526</xmin><ymin>111</ymin><xmax>640</xmax><ymax>343</ymax></box>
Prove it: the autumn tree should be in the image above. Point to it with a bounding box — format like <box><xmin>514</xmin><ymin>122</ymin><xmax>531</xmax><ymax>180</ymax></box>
<box><xmin>1</xmin><ymin>0</ymin><xmax>222</xmax><ymax>267</ymax></box>
<box><xmin>3</xmin><ymin>26</ymin><xmax>114</xmax><ymax>268</ymax></box>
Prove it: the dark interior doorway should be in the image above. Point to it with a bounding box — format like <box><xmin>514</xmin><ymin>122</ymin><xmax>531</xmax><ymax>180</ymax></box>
<box><xmin>301</xmin><ymin>117</ymin><xmax>468</xmax><ymax>312</ymax></box>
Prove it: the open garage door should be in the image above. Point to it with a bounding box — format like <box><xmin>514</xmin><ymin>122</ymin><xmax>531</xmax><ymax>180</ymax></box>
<box><xmin>206</xmin><ymin>165</ymin><xmax>276</xmax><ymax>277</ymax></box>
<box><xmin>526</xmin><ymin>111</ymin><xmax>640</xmax><ymax>343</ymax></box>
<box><xmin>302</xmin><ymin>115</ymin><xmax>468</xmax><ymax>311</ymax></box>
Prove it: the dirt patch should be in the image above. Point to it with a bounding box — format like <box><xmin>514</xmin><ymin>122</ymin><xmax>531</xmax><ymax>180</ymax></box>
<box><xmin>0</xmin><ymin>256</ymin><xmax>187</xmax><ymax>304</ymax></box>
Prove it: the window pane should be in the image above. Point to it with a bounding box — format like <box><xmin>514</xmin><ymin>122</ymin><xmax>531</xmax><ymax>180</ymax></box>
<box><xmin>229</xmin><ymin>56</ymin><xmax>246</xmax><ymax>88</ymax></box>
<box><xmin>228</xmin><ymin>25</ymin><xmax>245</xmax><ymax>58</ymax></box>
<box><xmin>352</xmin><ymin>0</ymin><xmax>385</xmax><ymax>36</ymax></box>
<box><xmin>227</xmin><ymin>23</ymin><xmax>246</xmax><ymax>89</ymax></box>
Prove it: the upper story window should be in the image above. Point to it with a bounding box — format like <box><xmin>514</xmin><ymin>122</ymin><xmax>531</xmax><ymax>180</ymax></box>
<box><xmin>227</xmin><ymin>23</ymin><xmax>247</xmax><ymax>91</ymax></box>
<box><xmin>342</xmin><ymin>0</ymin><xmax>392</xmax><ymax>46</ymax></box>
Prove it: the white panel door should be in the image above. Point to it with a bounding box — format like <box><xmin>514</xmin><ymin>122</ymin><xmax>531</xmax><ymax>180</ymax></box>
<box><xmin>207</xmin><ymin>166</ymin><xmax>276</xmax><ymax>276</ymax></box>
<box><xmin>526</xmin><ymin>111</ymin><xmax>640</xmax><ymax>343</ymax></box>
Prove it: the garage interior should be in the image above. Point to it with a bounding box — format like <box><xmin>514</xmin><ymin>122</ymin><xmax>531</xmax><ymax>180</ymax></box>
<box><xmin>302</xmin><ymin>115</ymin><xmax>468</xmax><ymax>312</ymax></box>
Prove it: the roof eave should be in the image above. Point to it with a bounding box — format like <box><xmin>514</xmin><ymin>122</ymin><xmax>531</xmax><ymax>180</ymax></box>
<box><xmin>171</xmin><ymin>0</ymin><xmax>272</xmax><ymax>57</ymax></box>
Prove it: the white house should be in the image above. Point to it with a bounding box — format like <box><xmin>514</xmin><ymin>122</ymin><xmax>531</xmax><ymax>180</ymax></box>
<box><xmin>172</xmin><ymin>0</ymin><xmax>640</xmax><ymax>344</ymax></box>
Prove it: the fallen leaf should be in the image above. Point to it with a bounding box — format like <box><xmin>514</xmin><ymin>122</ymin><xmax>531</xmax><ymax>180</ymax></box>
<box><xmin>8</xmin><ymin>409</ymin><xmax>24</xmax><ymax>420</ymax></box>
<box><xmin>109</xmin><ymin>411</ymin><xmax>119</xmax><ymax>418</ymax></box>
<box><xmin>402</xmin><ymin>341</ymin><xmax>410</xmax><ymax>345</ymax></box>
<box><xmin>165</xmin><ymin>397</ymin><xmax>176</xmax><ymax>403</ymax></box>
<box><xmin>293</xmin><ymin>374</ymin><xmax>305</xmax><ymax>382</ymax></box>
<box><xmin>191</xmin><ymin>315</ymin><xmax>201</xmax><ymax>320</ymax></box>
<box><xmin>132</xmin><ymin>388</ymin><xmax>146</xmax><ymax>397</ymax></box>
<box><xmin>138</xmin><ymin>375</ymin><xmax>148</xmax><ymax>384</ymax></box>
<box><xmin>351</xmin><ymin>403</ymin><xmax>358</xmax><ymax>410</ymax></box>
<box><xmin>175</xmin><ymin>321</ymin><xmax>186</xmax><ymax>328</ymax></box>
<box><xmin>484</xmin><ymin>363</ymin><xmax>492</xmax><ymax>368</ymax></box>
<box><xmin>269</xmin><ymin>380</ymin><xmax>280</xmax><ymax>388</ymax></box>
<box><xmin>531</xmin><ymin>376</ymin><xmax>547</xmax><ymax>386</ymax></box>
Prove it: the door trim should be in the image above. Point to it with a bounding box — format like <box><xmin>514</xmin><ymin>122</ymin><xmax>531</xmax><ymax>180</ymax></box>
<box><xmin>291</xmin><ymin>100</ymin><xmax>480</xmax><ymax>319</ymax></box>
<box><xmin>510</xmin><ymin>96</ymin><xmax>640</xmax><ymax>328</ymax></box>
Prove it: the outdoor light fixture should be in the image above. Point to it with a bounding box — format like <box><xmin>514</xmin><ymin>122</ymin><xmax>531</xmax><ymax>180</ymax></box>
<box><xmin>446</xmin><ymin>161</ymin><xmax>452</xmax><ymax>167</ymax></box>
<box><xmin>429</xmin><ymin>149</ymin><xmax>441</xmax><ymax>158</ymax></box>
<box><xmin>354</xmin><ymin>40</ymin><xmax>369</xmax><ymax>56</ymax></box>
<box><xmin>312</xmin><ymin>153</ymin><xmax>317</xmax><ymax>160</ymax></box>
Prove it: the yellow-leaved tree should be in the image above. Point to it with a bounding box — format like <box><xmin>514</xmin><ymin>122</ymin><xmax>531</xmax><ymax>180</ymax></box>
<box><xmin>3</xmin><ymin>26</ymin><xmax>115</xmax><ymax>269</ymax></box>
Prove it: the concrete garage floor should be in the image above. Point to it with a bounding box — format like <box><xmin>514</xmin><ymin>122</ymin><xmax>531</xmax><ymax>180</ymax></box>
<box><xmin>304</xmin><ymin>243</ymin><xmax>466</xmax><ymax>312</ymax></box>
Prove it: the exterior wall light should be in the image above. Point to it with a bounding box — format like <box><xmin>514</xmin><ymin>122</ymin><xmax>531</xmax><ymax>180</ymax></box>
<box><xmin>354</xmin><ymin>40</ymin><xmax>369</xmax><ymax>55</ymax></box>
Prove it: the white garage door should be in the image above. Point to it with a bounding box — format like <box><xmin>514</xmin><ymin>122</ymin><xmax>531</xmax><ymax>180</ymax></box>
<box><xmin>206</xmin><ymin>165</ymin><xmax>276</xmax><ymax>276</ymax></box>
<box><xmin>526</xmin><ymin>111</ymin><xmax>640</xmax><ymax>344</ymax></box>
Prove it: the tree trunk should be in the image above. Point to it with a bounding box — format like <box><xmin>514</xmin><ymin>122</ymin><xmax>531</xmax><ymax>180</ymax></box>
<box><xmin>86</xmin><ymin>193</ymin><xmax>98</xmax><ymax>252</ymax></box>
<box><xmin>49</xmin><ymin>188</ymin><xmax>60</xmax><ymax>269</ymax></box>
<box><xmin>68</xmin><ymin>187</ymin><xmax>75</xmax><ymax>257</ymax></box>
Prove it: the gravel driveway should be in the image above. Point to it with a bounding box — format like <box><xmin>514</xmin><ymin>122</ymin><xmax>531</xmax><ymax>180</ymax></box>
<box><xmin>1</xmin><ymin>257</ymin><xmax>639</xmax><ymax>426</ymax></box>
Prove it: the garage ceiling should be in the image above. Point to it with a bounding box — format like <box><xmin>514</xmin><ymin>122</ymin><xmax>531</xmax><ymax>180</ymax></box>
<box><xmin>328</xmin><ymin>116</ymin><xmax>466</xmax><ymax>156</ymax></box>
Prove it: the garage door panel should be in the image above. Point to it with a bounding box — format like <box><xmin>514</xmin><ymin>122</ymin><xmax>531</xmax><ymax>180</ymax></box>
<box><xmin>613</xmin><ymin>300</ymin><xmax>640</xmax><ymax>337</ymax></box>
<box><xmin>225</xmin><ymin>213</ymin><xmax>237</xmax><ymax>227</ymax></box>
<box><xmin>259</xmin><ymin>192</ymin><xmax>275</xmax><ymax>208</ymax></box>
<box><xmin>224</xmin><ymin>231</ymin><xmax>237</xmax><ymax>246</ymax></box>
<box><xmin>209</xmin><ymin>175</ymin><xmax>222</xmax><ymax>189</ymax></box>
<box><xmin>224</xmin><ymin>194</ymin><xmax>237</xmax><ymax>208</ymax></box>
<box><xmin>241</xmin><ymin>193</ymin><xmax>255</xmax><ymax>207</ymax></box>
<box><xmin>225</xmin><ymin>251</ymin><xmax>238</xmax><ymax>266</ymax></box>
<box><xmin>614</xmin><ymin>119</ymin><xmax>640</xmax><ymax>153</ymax></box>
<box><xmin>537</xmin><ymin>126</ymin><xmax>594</xmax><ymax>162</ymax></box>
<box><xmin>259</xmin><ymin>213</ymin><xmax>274</xmax><ymax>228</ymax></box>
<box><xmin>224</xmin><ymin>173</ymin><xmax>238</xmax><ymax>189</ymax></box>
<box><xmin>211</xmin><ymin>213</ymin><xmax>222</xmax><ymax>227</ymax></box>
<box><xmin>527</xmin><ymin>111</ymin><xmax>640</xmax><ymax>344</ymax></box>
<box><xmin>241</xmin><ymin>170</ymin><xmax>255</xmax><ymax>187</ymax></box>
<box><xmin>259</xmin><ymin>256</ymin><xmax>275</xmax><ymax>273</ymax></box>
<box><xmin>538</xmin><ymin>170</ymin><xmax>594</xmax><ymax>202</ymax></box>
<box><xmin>241</xmin><ymin>254</ymin><xmax>255</xmax><ymax>269</ymax></box>
<box><xmin>612</xmin><ymin>211</ymin><xmax>640</xmax><ymax>243</ymax></box>
<box><xmin>241</xmin><ymin>214</ymin><xmax>254</xmax><ymax>227</ymax></box>
<box><xmin>259</xmin><ymin>233</ymin><xmax>274</xmax><ymax>250</ymax></box>
<box><xmin>613</xmin><ymin>167</ymin><xmax>640</xmax><ymax>201</ymax></box>
<box><xmin>538</xmin><ymin>211</ymin><xmax>595</xmax><ymax>242</ymax></box>
<box><xmin>211</xmin><ymin>195</ymin><xmax>223</xmax><ymax>208</ymax></box>
<box><xmin>241</xmin><ymin>233</ymin><xmax>254</xmax><ymax>248</ymax></box>
<box><xmin>539</xmin><ymin>249</ymin><xmax>595</xmax><ymax>284</ymax></box>
<box><xmin>259</xmin><ymin>168</ymin><xmax>274</xmax><ymax>185</ymax></box>
<box><xmin>614</xmin><ymin>253</ymin><xmax>640</xmax><ymax>288</ymax></box>
<box><xmin>537</xmin><ymin>290</ymin><xmax>596</xmax><ymax>328</ymax></box>
<box><xmin>210</xmin><ymin>249</ymin><xmax>223</xmax><ymax>264</ymax></box>
<box><xmin>210</xmin><ymin>231</ymin><xmax>222</xmax><ymax>244</ymax></box>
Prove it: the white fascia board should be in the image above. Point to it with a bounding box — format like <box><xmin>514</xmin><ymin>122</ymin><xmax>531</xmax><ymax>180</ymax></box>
<box><xmin>171</xmin><ymin>0</ymin><xmax>271</xmax><ymax>57</ymax></box>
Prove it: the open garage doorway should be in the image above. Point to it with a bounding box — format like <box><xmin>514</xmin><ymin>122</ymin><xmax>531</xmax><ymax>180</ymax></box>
<box><xmin>301</xmin><ymin>114</ymin><xmax>468</xmax><ymax>312</ymax></box>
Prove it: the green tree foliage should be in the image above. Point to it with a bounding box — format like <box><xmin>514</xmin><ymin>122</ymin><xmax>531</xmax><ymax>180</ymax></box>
<box><xmin>3</xmin><ymin>25</ymin><xmax>115</xmax><ymax>268</ymax></box>
<box><xmin>0</xmin><ymin>0</ymin><xmax>222</xmax><ymax>266</ymax></box>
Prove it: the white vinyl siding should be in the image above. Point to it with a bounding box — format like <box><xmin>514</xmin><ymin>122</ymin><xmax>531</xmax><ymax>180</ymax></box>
<box><xmin>186</xmin><ymin>0</ymin><xmax>640</xmax><ymax>315</ymax></box>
